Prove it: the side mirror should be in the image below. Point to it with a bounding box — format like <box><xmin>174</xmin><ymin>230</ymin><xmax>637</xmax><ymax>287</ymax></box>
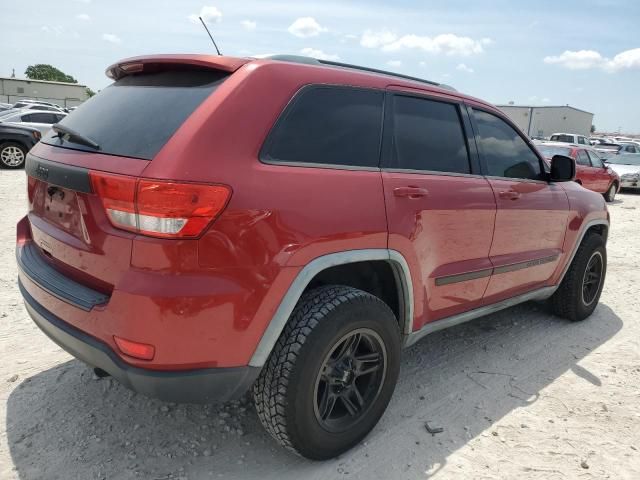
<box><xmin>549</xmin><ymin>154</ymin><xmax>575</xmax><ymax>182</ymax></box>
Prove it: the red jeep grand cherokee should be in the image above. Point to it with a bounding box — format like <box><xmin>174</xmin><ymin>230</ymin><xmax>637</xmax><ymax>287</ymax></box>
<box><xmin>17</xmin><ymin>54</ymin><xmax>609</xmax><ymax>459</ymax></box>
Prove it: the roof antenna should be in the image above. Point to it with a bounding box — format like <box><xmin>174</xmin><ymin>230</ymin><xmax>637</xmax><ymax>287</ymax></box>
<box><xmin>199</xmin><ymin>16</ymin><xmax>222</xmax><ymax>56</ymax></box>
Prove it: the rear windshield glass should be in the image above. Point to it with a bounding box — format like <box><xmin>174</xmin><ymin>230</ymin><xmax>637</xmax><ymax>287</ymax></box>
<box><xmin>536</xmin><ymin>145</ymin><xmax>572</xmax><ymax>158</ymax></box>
<box><xmin>42</xmin><ymin>69</ymin><xmax>229</xmax><ymax>160</ymax></box>
<box><xmin>550</xmin><ymin>135</ymin><xmax>574</xmax><ymax>143</ymax></box>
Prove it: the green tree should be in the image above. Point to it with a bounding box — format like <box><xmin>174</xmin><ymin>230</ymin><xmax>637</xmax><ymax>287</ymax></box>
<box><xmin>591</xmin><ymin>124</ymin><xmax>596</xmax><ymax>133</ymax></box>
<box><xmin>85</xmin><ymin>87</ymin><xmax>96</xmax><ymax>98</ymax></box>
<box><xmin>25</xmin><ymin>64</ymin><xmax>77</xmax><ymax>83</ymax></box>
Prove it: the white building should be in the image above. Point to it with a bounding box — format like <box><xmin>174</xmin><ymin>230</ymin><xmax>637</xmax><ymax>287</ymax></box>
<box><xmin>0</xmin><ymin>76</ymin><xmax>89</xmax><ymax>108</ymax></box>
<box><xmin>496</xmin><ymin>104</ymin><xmax>594</xmax><ymax>138</ymax></box>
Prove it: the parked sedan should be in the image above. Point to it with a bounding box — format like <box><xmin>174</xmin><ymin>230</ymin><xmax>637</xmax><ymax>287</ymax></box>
<box><xmin>0</xmin><ymin>123</ymin><xmax>41</xmax><ymax>169</ymax></box>
<box><xmin>603</xmin><ymin>154</ymin><xmax>640</xmax><ymax>190</ymax></box>
<box><xmin>535</xmin><ymin>142</ymin><xmax>620</xmax><ymax>201</ymax></box>
<box><xmin>0</xmin><ymin>110</ymin><xmax>67</xmax><ymax>134</ymax></box>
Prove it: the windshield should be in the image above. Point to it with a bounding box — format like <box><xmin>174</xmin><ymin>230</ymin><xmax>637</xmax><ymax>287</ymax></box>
<box><xmin>536</xmin><ymin>145</ymin><xmax>572</xmax><ymax>158</ymax></box>
<box><xmin>606</xmin><ymin>154</ymin><xmax>640</xmax><ymax>166</ymax></box>
<box><xmin>42</xmin><ymin>68</ymin><xmax>229</xmax><ymax>160</ymax></box>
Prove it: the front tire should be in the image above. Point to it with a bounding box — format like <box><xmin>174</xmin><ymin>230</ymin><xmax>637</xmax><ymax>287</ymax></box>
<box><xmin>253</xmin><ymin>285</ymin><xmax>401</xmax><ymax>460</ymax></box>
<box><xmin>0</xmin><ymin>142</ymin><xmax>27</xmax><ymax>169</ymax></box>
<box><xmin>550</xmin><ymin>232</ymin><xmax>606</xmax><ymax>321</ymax></box>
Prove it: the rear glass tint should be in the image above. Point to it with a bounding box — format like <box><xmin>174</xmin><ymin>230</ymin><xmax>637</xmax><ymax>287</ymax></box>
<box><xmin>42</xmin><ymin>69</ymin><xmax>229</xmax><ymax>160</ymax></box>
<box><xmin>262</xmin><ymin>86</ymin><xmax>384</xmax><ymax>168</ymax></box>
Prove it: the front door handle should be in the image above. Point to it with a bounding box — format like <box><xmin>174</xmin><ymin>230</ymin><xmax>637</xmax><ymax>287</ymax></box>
<box><xmin>393</xmin><ymin>186</ymin><xmax>429</xmax><ymax>198</ymax></box>
<box><xmin>498</xmin><ymin>190</ymin><xmax>521</xmax><ymax>200</ymax></box>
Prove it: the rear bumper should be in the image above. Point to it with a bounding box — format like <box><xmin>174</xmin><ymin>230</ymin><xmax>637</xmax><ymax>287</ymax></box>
<box><xmin>19</xmin><ymin>280</ymin><xmax>260</xmax><ymax>403</ymax></box>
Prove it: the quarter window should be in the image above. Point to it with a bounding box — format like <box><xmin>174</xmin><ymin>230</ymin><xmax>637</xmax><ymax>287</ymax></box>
<box><xmin>473</xmin><ymin>109</ymin><xmax>542</xmax><ymax>180</ymax></box>
<box><xmin>262</xmin><ymin>86</ymin><xmax>384</xmax><ymax>168</ymax></box>
<box><xmin>386</xmin><ymin>95</ymin><xmax>470</xmax><ymax>173</ymax></box>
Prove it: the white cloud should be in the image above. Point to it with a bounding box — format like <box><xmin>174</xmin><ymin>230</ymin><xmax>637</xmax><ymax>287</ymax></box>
<box><xmin>300</xmin><ymin>47</ymin><xmax>340</xmax><ymax>61</ymax></box>
<box><xmin>361</xmin><ymin>31</ymin><xmax>490</xmax><ymax>56</ymax></box>
<box><xmin>456</xmin><ymin>63</ymin><xmax>474</xmax><ymax>73</ymax></box>
<box><xmin>241</xmin><ymin>20</ymin><xmax>256</xmax><ymax>30</ymax></box>
<box><xmin>76</xmin><ymin>13</ymin><xmax>90</xmax><ymax>21</ymax></box>
<box><xmin>607</xmin><ymin>48</ymin><xmax>640</xmax><ymax>71</ymax></box>
<box><xmin>188</xmin><ymin>6</ymin><xmax>222</xmax><ymax>24</ymax></box>
<box><xmin>288</xmin><ymin>17</ymin><xmax>327</xmax><ymax>38</ymax></box>
<box><xmin>528</xmin><ymin>95</ymin><xmax>551</xmax><ymax>104</ymax></box>
<box><xmin>543</xmin><ymin>50</ymin><xmax>604</xmax><ymax>70</ymax></box>
<box><xmin>41</xmin><ymin>25</ymin><xmax>64</xmax><ymax>36</ymax></box>
<box><xmin>360</xmin><ymin>29</ymin><xmax>398</xmax><ymax>48</ymax></box>
<box><xmin>383</xmin><ymin>34</ymin><xmax>490</xmax><ymax>56</ymax></box>
<box><xmin>102</xmin><ymin>33</ymin><xmax>121</xmax><ymax>44</ymax></box>
<box><xmin>543</xmin><ymin>48</ymin><xmax>640</xmax><ymax>72</ymax></box>
<box><xmin>386</xmin><ymin>60</ymin><xmax>402</xmax><ymax>68</ymax></box>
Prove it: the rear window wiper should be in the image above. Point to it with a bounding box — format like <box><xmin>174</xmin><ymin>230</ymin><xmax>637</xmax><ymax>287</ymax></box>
<box><xmin>52</xmin><ymin>124</ymin><xmax>100</xmax><ymax>150</ymax></box>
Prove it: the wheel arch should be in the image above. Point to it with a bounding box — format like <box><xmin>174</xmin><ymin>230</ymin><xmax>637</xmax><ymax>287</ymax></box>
<box><xmin>248</xmin><ymin>249</ymin><xmax>414</xmax><ymax>367</ymax></box>
<box><xmin>556</xmin><ymin>219</ymin><xmax>609</xmax><ymax>289</ymax></box>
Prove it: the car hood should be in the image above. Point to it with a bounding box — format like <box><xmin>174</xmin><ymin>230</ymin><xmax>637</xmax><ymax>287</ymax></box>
<box><xmin>607</xmin><ymin>164</ymin><xmax>640</xmax><ymax>175</ymax></box>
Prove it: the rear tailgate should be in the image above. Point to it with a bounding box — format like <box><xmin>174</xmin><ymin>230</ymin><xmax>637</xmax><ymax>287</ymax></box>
<box><xmin>25</xmin><ymin>146</ymin><xmax>148</xmax><ymax>292</ymax></box>
<box><xmin>23</xmin><ymin>61</ymin><xmax>235</xmax><ymax>295</ymax></box>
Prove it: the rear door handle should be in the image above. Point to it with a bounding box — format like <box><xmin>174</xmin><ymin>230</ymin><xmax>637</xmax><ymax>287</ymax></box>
<box><xmin>498</xmin><ymin>190</ymin><xmax>521</xmax><ymax>200</ymax></box>
<box><xmin>393</xmin><ymin>186</ymin><xmax>429</xmax><ymax>198</ymax></box>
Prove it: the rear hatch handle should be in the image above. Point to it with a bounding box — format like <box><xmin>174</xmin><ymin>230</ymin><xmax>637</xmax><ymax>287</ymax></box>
<box><xmin>52</xmin><ymin>124</ymin><xmax>101</xmax><ymax>150</ymax></box>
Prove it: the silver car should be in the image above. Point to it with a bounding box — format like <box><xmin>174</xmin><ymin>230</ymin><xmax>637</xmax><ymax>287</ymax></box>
<box><xmin>0</xmin><ymin>110</ymin><xmax>67</xmax><ymax>134</ymax></box>
<box><xmin>604</xmin><ymin>154</ymin><xmax>640</xmax><ymax>189</ymax></box>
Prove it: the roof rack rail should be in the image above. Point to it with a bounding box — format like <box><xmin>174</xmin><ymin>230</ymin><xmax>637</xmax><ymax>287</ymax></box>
<box><xmin>261</xmin><ymin>55</ymin><xmax>456</xmax><ymax>92</ymax></box>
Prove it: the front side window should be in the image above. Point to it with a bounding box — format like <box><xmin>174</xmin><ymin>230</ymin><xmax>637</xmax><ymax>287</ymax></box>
<box><xmin>577</xmin><ymin>136</ymin><xmax>587</xmax><ymax>145</ymax></box>
<box><xmin>473</xmin><ymin>109</ymin><xmax>542</xmax><ymax>180</ymax></box>
<box><xmin>262</xmin><ymin>86</ymin><xmax>384</xmax><ymax>168</ymax></box>
<box><xmin>386</xmin><ymin>95</ymin><xmax>470</xmax><ymax>173</ymax></box>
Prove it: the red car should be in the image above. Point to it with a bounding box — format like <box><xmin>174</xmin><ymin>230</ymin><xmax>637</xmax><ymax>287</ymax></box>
<box><xmin>535</xmin><ymin>142</ymin><xmax>620</xmax><ymax>202</ymax></box>
<box><xmin>17</xmin><ymin>54</ymin><xmax>609</xmax><ymax>459</ymax></box>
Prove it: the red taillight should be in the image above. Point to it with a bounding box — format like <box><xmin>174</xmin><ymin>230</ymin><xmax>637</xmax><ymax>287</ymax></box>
<box><xmin>113</xmin><ymin>336</ymin><xmax>155</xmax><ymax>360</ymax></box>
<box><xmin>89</xmin><ymin>172</ymin><xmax>231</xmax><ymax>239</ymax></box>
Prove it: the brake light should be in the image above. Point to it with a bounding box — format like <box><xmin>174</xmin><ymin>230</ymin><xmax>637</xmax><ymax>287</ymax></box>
<box><xmin>89</xmin><ymin>172</ymin><xmax>231</xmax><ymax>238</ymax></box>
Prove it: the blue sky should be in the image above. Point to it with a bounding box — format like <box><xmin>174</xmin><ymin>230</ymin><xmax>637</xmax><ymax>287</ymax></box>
<box><xmin>2</xmin><ymin>0</ymin><xmax>639</xmax><ymax>132</ymax></box>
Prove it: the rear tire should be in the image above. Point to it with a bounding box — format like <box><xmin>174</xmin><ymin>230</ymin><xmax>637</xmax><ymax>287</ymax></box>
<box><xmin>253</xmin><ymin>285</ymin><xmax>401</xmax><ymax>460</ymax></box>
<box><xmin>0</xmin><ymin>142</ymin><xmax>27</xmax><ymax>169</ymax></box>
<box><xmin>550</xmin><ymin>232</ymin><xmax>606</xmax><ymax>321</ymax></box>
<box><xmin>604</xmin><ymin>182</ymin><xmax>617</xmax><ymax>202</ymax></box>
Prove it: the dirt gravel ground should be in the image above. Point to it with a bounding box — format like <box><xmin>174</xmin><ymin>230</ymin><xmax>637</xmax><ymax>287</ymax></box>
<box><xmin>0</xmin><ymin>168</ymin><xmax>639</xmax><ymax>480</ymax></box>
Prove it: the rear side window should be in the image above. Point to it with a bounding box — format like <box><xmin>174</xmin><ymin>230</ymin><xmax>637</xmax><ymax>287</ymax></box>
<box><xmin>385</xmin><ymin>95</ymin><xmax>470</xmax><ymax>173</ymax></box>
<box><xmin>576</xmin><ymin>150</ymin><xmax>590</xmax><ymax>166</ymax></box>
<box><xmin>551</xmin><ymin>134</ymin><xmax>574</xmax><ymax>143</ymax></box>
<box><xmin>23</xmin><ymin>113</ymin><xmax>58</xmax><ymax>124</ymax></box>
<box><xmin>262</xmin><ymin>86</ymin><xmax>384</xmax><ymax>168</ymax></box>
<box><xmin>42</xmin><ymin>69</ymin><xmax>229</xmax><ymax>160</ymax></box>
<box><xmin>474</xmin><ymin>109</ymin><xmax>542</xmax><ymax>180</ymax></box>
